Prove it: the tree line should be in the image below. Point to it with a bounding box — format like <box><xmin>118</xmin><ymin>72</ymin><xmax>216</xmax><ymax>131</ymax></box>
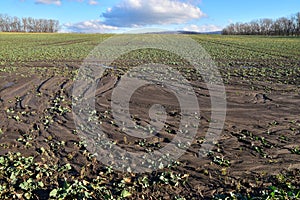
<box><xmin>222</xmin><ymin>12</ymin><xmax>300</xmax><ymax>36</ymax></box>
<box><xmin>0</xmin><ymin>14</ymin><xmax>59</xmax><ymax>33</ymax></box>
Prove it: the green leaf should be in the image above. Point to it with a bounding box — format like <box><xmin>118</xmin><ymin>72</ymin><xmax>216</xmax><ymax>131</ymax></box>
<box><xmin>24</xmin><ymin>192</ymin><xmax>31</xmax><ymax>199</ymax></box>
<box><xmin>65</xmin><ymin>163</ymin><xmax>71</xmax><ymax>170</ymax></box>
<box><xmin>20</xmin><ymin>181</ymin><xmax>29</xmax><ymax>190</ymax></box>
<box><xmin>49</xmin><ymin>189</ymin><xmax>58</xmax><ymax>197</ymax></box>
<box><xmin>0</xmin><ymin>157</ymin><xmax>5</xmax><ymax>165</ymax></box>
<box><xmin>10</xmin><ymin>172</ymin><xmax>17</xmax><ymax>183</ymax></box>
<box><xmin>121</xmin><ymin>189</ymin><xmax>131</xmax><ymax>198</ymax></box>
<box><xmin>38</xmin><ymin>181</ymin><xmax>44</xmax><ymax>188</ymax></box>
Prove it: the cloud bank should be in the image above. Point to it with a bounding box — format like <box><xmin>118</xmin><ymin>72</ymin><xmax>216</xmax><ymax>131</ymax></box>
<box><xmin>56</xmin><ymin>0</ymin><xmax>211</xmax><ymax>33</ymax></box>
<box><xmin>35</xmin><ymin>0</ymin><xmax>61</xmax><ymax>5</ymax></box>
<box><xmin>102</xmin><ymin>0</ymin><xmax>206</xmax><ymax>27</ymax></box>
<box><xmin>88</xmin><ymin>0</ymin><xmax>98</xmax><ymax>5</ymax></box>
<box><xmin>183</xmin><ymin>24</ymin><xmax>222</xmax><ymax>32</ymax></box>
<box><xmin>34</xmin><ymin>0</ymin><xmax>98</xmax><ymax>6</ymax></box>
<box><xmin>64</xmin><ymin>20</ymin><xmax>118</xmax><ymax>33</ymax></box>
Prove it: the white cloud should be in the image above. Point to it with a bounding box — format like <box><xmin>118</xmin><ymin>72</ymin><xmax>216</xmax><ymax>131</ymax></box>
<box><xmin>183</xmin><ymin>24</ymin><xmax>222</xmax><ymax>33</ymax></box>
<box><xmin>102</xmin><ymin>0</ymin><xmax>206</xmax><ymax>27</ymax></box>
<box><xmin>88</xmin><ymin>0</ymin><xmax>98</xmax><ymax>5</ymax></box>
<box><xmin>35</xmin><ymin>0</ymin><xmax>97</xmax><ymax>5</ymax></box>
<box><xmin>64</xmin><ymin>20</ymin><xmax>118</xmax><ymax>33</ymax></box>
<box><xmin>35</xmin><ymin>0</ymin><xmax>61</xmax><ymax>5</ymax></box>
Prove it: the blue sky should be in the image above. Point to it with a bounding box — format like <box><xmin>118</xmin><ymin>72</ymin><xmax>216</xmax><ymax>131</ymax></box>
<box><xmin>1</xmin><ymin>0</ymin><xmax>300</xmax><ymax>33</ymax></box>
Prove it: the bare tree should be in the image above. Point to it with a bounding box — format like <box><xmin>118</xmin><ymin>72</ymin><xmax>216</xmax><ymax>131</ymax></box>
<box><xmin>0</xmin><ymin>14</ymin><xmax>60</xmax><ymax>33</ymax></box>
<box><xmin>259</xmin><ymin>18</ymin><xmax>273</xmax><ymax>35</ymax></box>
<box><xmin>295</xmin><ymin>12</ymin><xmax>300</xmax><ymax>35</ymax></box>
<box><xmin>0</xmin><ymin>14</ymin><xmax>5</xmax><ymax>32</ymax></box>
<box><xmin>222</xmin><ymin>12</ymin><xmax>300</xmax><ymax>36</ymax></box>
<box><xmin>22</xmin><ymin>17</ymin><xmax>28</xmax><ymax>32</ymax></box>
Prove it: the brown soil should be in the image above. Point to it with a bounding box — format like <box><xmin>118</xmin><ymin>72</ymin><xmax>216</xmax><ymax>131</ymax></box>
<box><xmin>0</xmin><ymin>65</ymin><xmax>299</xmax><ymax>199</ymax></box>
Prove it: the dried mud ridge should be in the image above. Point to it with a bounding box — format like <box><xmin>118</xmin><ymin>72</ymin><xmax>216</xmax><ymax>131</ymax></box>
<box><xmin>0</xmin><ymin>67</ymin><xmax>300</xmax><ymax>199</ymax></box>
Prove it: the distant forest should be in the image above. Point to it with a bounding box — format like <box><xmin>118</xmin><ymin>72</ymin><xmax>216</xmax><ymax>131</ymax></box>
<box><xmin>222</xmin><ymin>12</ymin><xmax>300</xmax><ymax>36</ymax></box>
<box><xmin>0</xmin><ymin>14</ymin><xmax>59</xmax><ymax>33</ymax></box>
